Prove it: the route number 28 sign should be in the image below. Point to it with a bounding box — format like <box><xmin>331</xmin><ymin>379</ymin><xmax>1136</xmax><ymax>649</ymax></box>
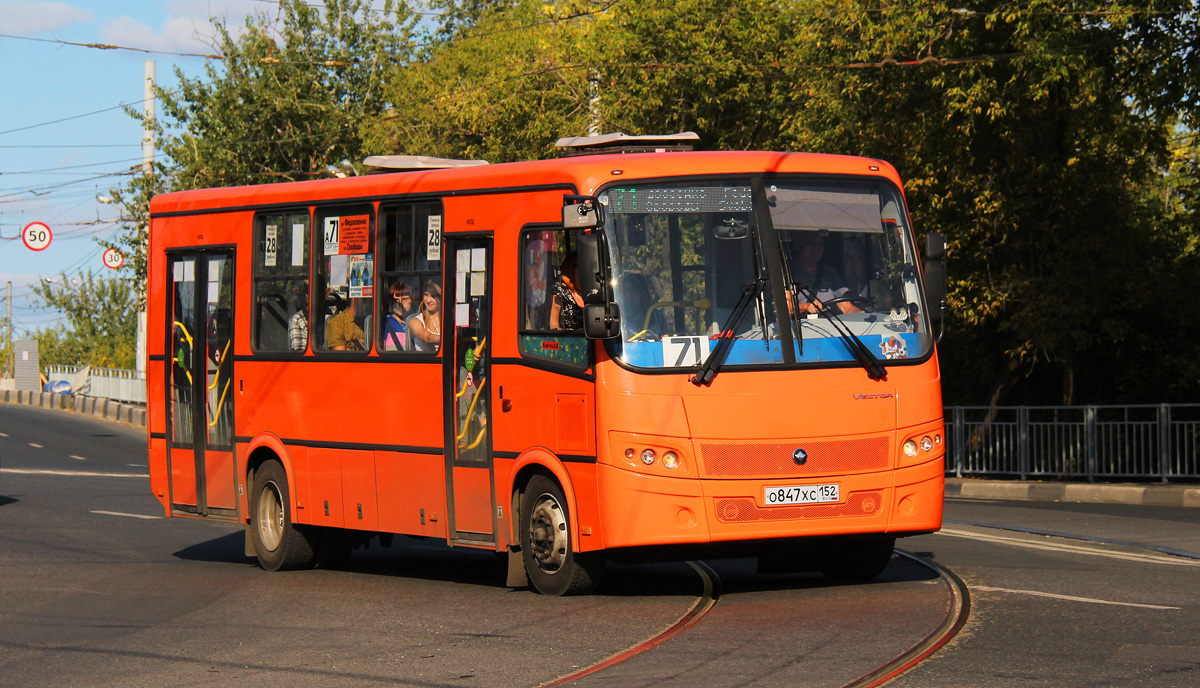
<box><xmin>22</xmin><ymin>222</ymin><xmax>52</xmax><ymax>251</ymax></box>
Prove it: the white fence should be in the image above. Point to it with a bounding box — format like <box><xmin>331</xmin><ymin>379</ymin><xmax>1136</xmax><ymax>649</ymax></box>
<box><xmin>44</xmin><ymin>365</ymin><xmax>146</xmax><ymax>405</ymax></box>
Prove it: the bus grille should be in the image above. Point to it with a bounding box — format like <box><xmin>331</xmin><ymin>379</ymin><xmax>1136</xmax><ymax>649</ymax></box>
<box><xmin>714</xmin><ymin>492</ymin><xmax>883</xmax><ymax>523</ymax></box>
<box><xmin>698</xmin><ymin>437</ymin><xmax>889</xmax><ymax>478</ymax></box>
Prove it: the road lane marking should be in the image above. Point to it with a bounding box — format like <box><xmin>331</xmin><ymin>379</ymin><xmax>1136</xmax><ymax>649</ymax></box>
<box><xmin>0</xmin><ymin>432</ymin><xmax>8</xmax><ymax>437</ymax></box>
<box><xmin>70</xmin><ymin>455</ymin><xmax>88</xmax><ymax>461</ymax></box>
<box><xmin>0</xmin><ymin>468</ymin><xmax>149</xmax><ymax>479</ymax></box>
<box><xmin>28</xmin><ymin>442</ymin><xmax>43</xmax><ymax>448</ymax></box>
<box><xmin>91</xmin><ymin>510</ymin><xmax>161</xmax><ymax>520</ymax></box>
<box><xmin>972</xmin><ymin>585</ymin><xmax>1179</xmax><ymax>610</ymax></box>
<box><xmin>937</xmin><ymin>528</ymin><xmax>1200</xmax><ymax>567</ymax></box>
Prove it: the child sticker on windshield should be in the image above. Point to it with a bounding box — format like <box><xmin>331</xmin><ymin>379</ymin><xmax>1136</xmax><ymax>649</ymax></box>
<box><xmin>879</xmin><ymin>335</ymin><xmax>908</xmax><ymax>360</ymax></box>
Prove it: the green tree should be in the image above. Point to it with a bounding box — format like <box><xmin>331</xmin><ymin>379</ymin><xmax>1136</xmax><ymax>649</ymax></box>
<box><xmin>30</xmin><ymin>271</ymin><xmax>139</xmax><ymax>369</ymax></box>
<box><xmin>106</xmin><ymin>0</ymin><xmax>420</xmax><ymax>301</ymax></box>
<box><xmin>371</xmin><ymin>0</ymin><xmax>1199</xmax><ymax>405</ymax></box>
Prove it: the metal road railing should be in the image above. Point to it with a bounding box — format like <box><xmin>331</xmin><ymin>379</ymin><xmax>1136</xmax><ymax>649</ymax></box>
<box><xmin>945</xmin><ymin>405</ymin><xmax>1200</xmax><ymax>481</ymax></box>
<box><xmin>44</xmin><ymin>365</ymin><xmax>146</xmax><ymax>405</ymax></box>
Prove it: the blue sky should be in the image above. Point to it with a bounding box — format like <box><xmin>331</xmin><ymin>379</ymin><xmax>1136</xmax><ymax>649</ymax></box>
<box><xmin>0</xmin><ymin>1</ymin><xmax>301</xmax><ymax>334</ymax></box>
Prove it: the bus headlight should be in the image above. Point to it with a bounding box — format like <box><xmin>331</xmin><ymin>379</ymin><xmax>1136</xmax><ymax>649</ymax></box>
<box><xmin>662</xmin><ymin>451</ymin><xmax>679</xmax><ymax>469</ymax></box>
<box><xmin>921</xmin><ymin>436</ymin><xmax>934</xmax><ymax>452</ymax></box>
<box><xmin>903</xmin><ymin>439</ymin><xmax>919</xmax><ymax>457</ymax></box>
<box><xmin>640</xmin><ymin>449</ymin><xmax>656</xmax><ymax>465</ymax></box>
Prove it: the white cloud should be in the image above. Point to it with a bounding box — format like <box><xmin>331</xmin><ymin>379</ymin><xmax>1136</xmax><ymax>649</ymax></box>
<box><xmin>98</xmin><ymin>1</ymin><xmax>264</xmax><ymax>55</ymax></box>
<box><xmin>0</xmin><ymin>1</ymin><xmax>94</xmax><ymax>34</ymax></box>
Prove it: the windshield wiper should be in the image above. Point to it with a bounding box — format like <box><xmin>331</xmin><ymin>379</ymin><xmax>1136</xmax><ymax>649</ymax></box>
<box><xmin>792</xmin><ymin>283</ymin><xmax>887</xmax><ymax>381</ymax></box>
<box><xmin>692</xmin><ymin>278</ymin><xmax>766</xmax><ymax>386</ymax></box>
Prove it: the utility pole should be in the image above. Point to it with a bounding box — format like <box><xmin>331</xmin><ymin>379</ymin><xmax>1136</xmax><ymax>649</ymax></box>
<box><xmin>142</xmin><ymin>60</ymin><xmax>155</xmax><ymax>174</ymax></box>
<box><xmin>137</xmin><ymin>61</ymin><xmax>155</xmax><ymax>381</ymax></box>
<box><xmin>6</xmin><ymin>281</ymin><xmax>12</xmax><ymax>379</ymax></box>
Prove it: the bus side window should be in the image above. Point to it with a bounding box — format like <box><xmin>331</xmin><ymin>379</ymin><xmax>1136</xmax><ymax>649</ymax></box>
<box><xmin>519</xmin><ymin>228</ymin><xmax>587</xmax><ymax>367</ymax></box>
<box><xmin>314</xmin><ymin>204</ymin><xmax>375</xmax><ymax>352</ymax></box>
<box><xmin>252</xmin><ymin>211</ymin><xmax>310</xmax><ymax>352</ymax></box>
<box><xmin>378</xmin><ymin>200</ymin><xmax>443</xmax><ymax>355</ymax></box>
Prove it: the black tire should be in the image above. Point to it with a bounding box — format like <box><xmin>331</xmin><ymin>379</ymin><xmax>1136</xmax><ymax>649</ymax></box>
<box><xmin>520</xmin><ymin>474</ymin><xmax>604</xmax><ymax>596</ymax></box>
<box><xmin>249</xmin><ymin>460</ymin><xmax>317</xmax><ymax>571</ymax></box>
<box><xmin>817</xmin><ymin>536</ymin><xmax>895</xmax><ymax>582</ymax></box>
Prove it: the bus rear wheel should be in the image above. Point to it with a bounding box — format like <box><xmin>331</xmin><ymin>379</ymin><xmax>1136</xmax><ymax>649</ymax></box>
<box><xmin>520</xmin><ymin>474</ymin><xmax>604</xmax><ymax>596</ymax></box>
<box><xmin>250</xmin><ymin>460</ymin><xmax>316</xmax><ymax>571</ymax></box>
<box><xmin>817</xmin><ymin>535</ymin><xmax>895</xmax><ymax>582</ymax></box>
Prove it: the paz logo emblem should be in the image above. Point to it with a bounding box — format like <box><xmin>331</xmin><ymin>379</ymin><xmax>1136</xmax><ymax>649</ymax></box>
<box><xmin>792</xmin><ymin>447</ymin><xmax>808</xmax><ymax>465</ymax></box>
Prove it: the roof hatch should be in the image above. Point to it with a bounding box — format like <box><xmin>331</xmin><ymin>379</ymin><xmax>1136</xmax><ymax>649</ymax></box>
<box><xmin>554</xmin><ymin>132</ymin><xmax>699</xmax><ymax>157</ymax></box>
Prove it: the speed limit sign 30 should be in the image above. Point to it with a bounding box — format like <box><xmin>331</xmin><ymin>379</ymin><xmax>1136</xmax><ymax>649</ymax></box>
<box><xmin>102</xmin><ymin>247</ymin><xmax>125</xmax><ymax>269</ymax></box>
<box><xmin>22</xmin><ymin>222</ymin><xmax>52</xmax><ymax>251</ymax></box>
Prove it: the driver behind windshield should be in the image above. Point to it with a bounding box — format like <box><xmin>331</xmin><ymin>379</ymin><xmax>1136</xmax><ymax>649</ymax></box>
<box><xmin>784</xmin><ymin>230</ymin><xmax>861</xmax><ymax>315</ymax></box>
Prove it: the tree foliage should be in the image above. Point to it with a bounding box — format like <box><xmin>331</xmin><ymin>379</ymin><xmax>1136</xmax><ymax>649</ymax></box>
<box><xmin>30</xmin><ymin>272</ymin><xmax>138</xmax><ymax>369</ymax></box>
<box><xmin>368</xmin><ymin>0</ymin><xmax>1200</xmax><ymax>405</ymax></box>
<box><xmin>98</xmin><ymin>0</ymin><xmax>1199</xmax><ymax>404</ymax></box>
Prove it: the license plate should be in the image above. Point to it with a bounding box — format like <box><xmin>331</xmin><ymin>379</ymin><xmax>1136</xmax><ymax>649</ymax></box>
<box><xmin>763</xmin><ymin>483</ymin><xmax>840</xmax><ymax>506</ymax></box>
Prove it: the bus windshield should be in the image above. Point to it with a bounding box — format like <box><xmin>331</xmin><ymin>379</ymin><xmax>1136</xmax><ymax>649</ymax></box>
<box><xmin>601</xmin><ymin>179</ymin><xmax>931</xmax><ymax>370</ymax></box>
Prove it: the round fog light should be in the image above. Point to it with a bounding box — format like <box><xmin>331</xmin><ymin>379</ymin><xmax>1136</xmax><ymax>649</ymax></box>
<box><xmin>921</xmin><ymin>436</ymin><xmax>933</xmax><ymax>452</ymax></box>
<box><xmin>903</xmin><ymin>439</ymin><xmax>919</xmax><ymax>457</ymax></box>
<box><xmin>663</xmin><ymin>452</ymin><xmax>679</xmax><ymax>469</ymax></box>
<box><xmin>624</xmin><ymin>448</ymin><xmax>635</xmax><ymax>460</ymax></box>
<box><xmin>640</xmin><ymin>449</ymin><xmax>656</xmax><ymax>465</ymax></box>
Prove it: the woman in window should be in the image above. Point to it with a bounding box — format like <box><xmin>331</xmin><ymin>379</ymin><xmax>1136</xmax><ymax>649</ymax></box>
<box><xmin>408</xmin><ymin>282</ymin><xmax>442</xmax><ymax>352</ymax></box>
<box><xmin>549</xmin><ymin>252</ymin><xmax>583</xmax><ymax>330</ymax></box>
<box><xmin>382</xmin><ymin>281</ymin><xmax>414</xmax><ymax>351</ymax></box>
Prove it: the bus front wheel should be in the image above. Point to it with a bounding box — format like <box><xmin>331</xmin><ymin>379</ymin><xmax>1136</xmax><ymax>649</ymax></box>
<box><xmin>249</xmin><ymin>460</ymin><xmax>316</xmax><ymax>571</ymax></box>
<box><xmin>520</xmin><ymin>474</ymin><xmax>604</xmax><ymax>596</ymax></box>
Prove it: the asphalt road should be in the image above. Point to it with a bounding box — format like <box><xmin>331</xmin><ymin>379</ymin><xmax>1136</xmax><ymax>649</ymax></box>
<box><xmin>2</xmin><ymin>403</ymin><xmax>1197</xmax><ymax>687</ymax></box>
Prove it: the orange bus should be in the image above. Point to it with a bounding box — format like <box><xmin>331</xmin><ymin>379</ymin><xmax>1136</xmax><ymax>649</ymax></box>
<box><xmin>146</xmin><ymin>136</ymin><xmax>946</xmax><ymax>595</ymax></box>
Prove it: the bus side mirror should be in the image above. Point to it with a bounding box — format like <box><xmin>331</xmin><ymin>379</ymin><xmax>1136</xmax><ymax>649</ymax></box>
<box><xmin>576</xmin><ymin>233</ymin><xmax>603</xmax><ymax>304</ymax></box>
<box><xmin>563</xmin><ymin>194</ymin><xmax>604</xmax><ymax>229</ymax></box>
<box><xmin>923</xmin><ymin>232</ymin><xmax>947</xmax><ymax>335</ymax></box>
<box><xmin>584</xmin><ymin>302</ymin><xmax>621</xmax><ymax>339</ymax></box>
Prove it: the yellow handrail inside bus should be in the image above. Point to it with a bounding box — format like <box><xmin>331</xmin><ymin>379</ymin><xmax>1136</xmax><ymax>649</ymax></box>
<box><xmin>173</xmin><ymin>321</ymin><xmax>194</xmax><ymax>347</ymax></box>
<box><xmin>208</xmin><ymin>379</ymin><xmax>231</xmax><ymax>428</ymax></box>
<box><xmin>456</xmin><ymin>377</ymin><xmax>486</xmax><ymax>442</ymax></box>
<box><xmin>207</xmin><ymin>340</ymin><xmax>231</xmax><ymax>390</ymax></box>
<box><xmin>464</xmin><ymin>425</ymin><xmax>486</xmax><ymax>450</ymax></box>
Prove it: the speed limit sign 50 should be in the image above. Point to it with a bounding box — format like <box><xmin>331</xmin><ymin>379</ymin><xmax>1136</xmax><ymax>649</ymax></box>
<box><xmin>22</xmin><ymin>222</ymin><xmax>52</xmax><ymax>251</ymax></box>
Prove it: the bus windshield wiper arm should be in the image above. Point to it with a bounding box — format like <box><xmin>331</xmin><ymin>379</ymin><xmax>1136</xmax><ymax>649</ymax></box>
<box><xmin>793</xmin><ymin>283</ymin><xmax>887</xmax><ymax>381</ymax></box>
<box><xmin>691</xmin><ymin>278</ymin><xmax>766</xmax><ymax>387</ymax></box>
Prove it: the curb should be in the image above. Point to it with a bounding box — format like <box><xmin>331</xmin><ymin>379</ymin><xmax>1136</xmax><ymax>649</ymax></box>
<box><xmin>0</xmin><ymin>389</ymin><xmax>146</xmax><ymax>428</ymax></box>
<box><xmin>946</xmin><ymin>478</ymin><xmax>1200</xmax><ymax>508</ymax></box>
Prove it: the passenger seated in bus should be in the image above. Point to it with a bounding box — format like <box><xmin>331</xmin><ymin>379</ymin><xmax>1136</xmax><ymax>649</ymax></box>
<box><xmin>549</xmin><ymin>252</ymin><xmax>584</xmax><ymax>330</ymax></box>
<box><xmin>381</xmin><ymin>281</ymin><xmax>414</xmax><ymax>351</ymax></box>
<box><xmin>325</xmin><ymin>296</ymin><xmax>365</xmax><ymax>350</ymax></box>
<box><xmin>785</xmin><ymin>230</ymin><xmax>861</xmax><ymax>315</ymax></box>
<box><xmin>408</xmin><ymin>282</ymin><xmax>442</xmax><ymax>352</ymax></box>
<box><xmin>288</xmin><ymin>282</ymin><xmax>309</xmax><ymax>351</ymax></box>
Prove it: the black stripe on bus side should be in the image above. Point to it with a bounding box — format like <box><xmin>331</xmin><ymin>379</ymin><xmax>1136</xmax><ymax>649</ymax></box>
<box><xmin>231</xmin><ymin>354</ymin><xmax>443</xmax><ymax>364</ymax></box>
<box><xmin>234</xmin><ymin>437</ymin><xmax>444</xmax><ymax>455</ymax></box>
<box><xmin>493</xmin><ymin>450</ymin><xmax>597</xmax><ymax>464</ymax></box>
<box><xmin>149</xmin><ymin>354</ymin><xmax>166</xmax><ymax>361</ymax></box>
<box><xmin>150</xmin><ymin>182</ymin><xmax>579</xmax><ymax>219</ymax></box>
<box><xmin>490</xmin><ymin>356</ymin><xmax>596</xmax><ymax>382</ymax></box>
<box><xmin>150</xmin><ymin>432</ymin><xmax>167</xmax><ymax>440</ymax></box>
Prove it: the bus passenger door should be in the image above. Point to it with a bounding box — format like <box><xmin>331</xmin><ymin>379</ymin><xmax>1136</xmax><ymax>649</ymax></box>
<box><xmin>444</xmin><ymin>236</ymin><xmax>495</xmax><ymax>545</ymax></box>
<box><xmin>165</xmin><ymin>250</ymin><xmax>237</xmax><ymax>520</ymax></box>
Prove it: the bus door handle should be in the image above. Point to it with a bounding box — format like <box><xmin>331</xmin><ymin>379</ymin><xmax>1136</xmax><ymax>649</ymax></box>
<box><xmin>500</xmin><ymin>386</ymin><xmax>512</xmax><ymax>412</ymax></box>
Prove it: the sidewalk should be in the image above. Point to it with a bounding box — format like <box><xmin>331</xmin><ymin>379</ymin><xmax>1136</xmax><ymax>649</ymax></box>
<box><xmin>0</xmin><ymin>389</ymin><xmax>146</xmax><ymax>427</ymax></box>
<box><xmin>947</xmin><ymin>477</ymin><xmax>1200</xmax><ymax>508</ymax></box>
